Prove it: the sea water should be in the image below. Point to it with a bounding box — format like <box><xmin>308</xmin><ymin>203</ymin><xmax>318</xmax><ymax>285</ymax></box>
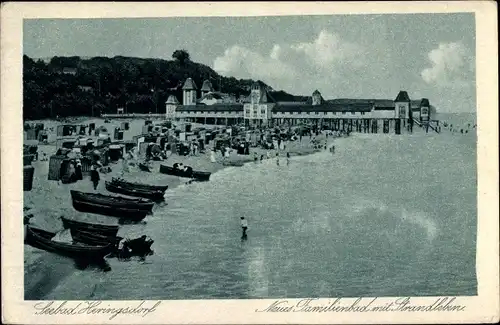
<box><xmin>40</xmin><ymin>116</ymin><xmax>477</xmax><ymax>300</ymax></box>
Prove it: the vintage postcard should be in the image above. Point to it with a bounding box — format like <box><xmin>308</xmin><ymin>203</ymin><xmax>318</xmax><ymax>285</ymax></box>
<box><xmin>1</xmin><ymin>1</ymin><xmax>499</xmax><ymax>324</ymax></box>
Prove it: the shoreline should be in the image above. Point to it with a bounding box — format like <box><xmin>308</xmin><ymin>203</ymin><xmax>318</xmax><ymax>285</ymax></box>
<box><xmin>24</xmin><ymin>116</ymin><xmax>476</xmax><ymax>299</ymax></box>
<box><xmin>23</xmin><ymin>119</ymin><xmax>339</xmax><ymax>300</ymax></box>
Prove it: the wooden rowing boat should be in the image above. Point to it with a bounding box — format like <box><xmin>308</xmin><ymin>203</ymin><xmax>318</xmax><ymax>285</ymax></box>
<box><xmin>25</xmin><ymin>226</ymin><xmax>113</xmax><ymax>261</ymax></box>
<box><xmin>105</xmin><ymin>181</ymin><xmax>165</xmax><ymax>201</ymax></box>
<box><xmin>69</xmin><ymin>228</ymin><xmax>123</xmax><ymax>247</ymax></box>
<box><xmin>70</xmin><ymin>190</ymin><xmax>153</xmax><ymax>221</ymax></box>
<box><xmin>70</xmin><ymin>190</ymin><xmax>154</xmax><ymax>211</ymax></box>
<box><xmin>159</xmin><ymin>164</ymin><xmax>211</xmax><ymax>181</ymax></box>
<box><xmin>111</xmin><ymin>177</ymin><xmax>168</xmax><ymax>192</ymax></box>
<box><xmin>60</xmin><ymin>216</ymin><xmax>119</xmax><ymax>237</ymax></box>
<box><xmin>71</xmin><ymin>200</ymin><xmax>149</xmax><ymax>221</ymax></box>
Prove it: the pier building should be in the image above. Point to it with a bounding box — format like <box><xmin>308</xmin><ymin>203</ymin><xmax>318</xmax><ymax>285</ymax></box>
<box><xmin>164</xmin><ymin>78</ymin><xmax>438</xmax><ymax>133</ymax></box>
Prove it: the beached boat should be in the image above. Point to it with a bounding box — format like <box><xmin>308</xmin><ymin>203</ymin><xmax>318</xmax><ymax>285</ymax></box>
<box><xmin>25</xmin><ymin>226</ymin><xmax>113</xmax><ymax>261</ymax></box>
<box><xmin>111</xmin><ymin>177</ymin><xmax>168</xmax><ymax>192</ymax></box>
<box><xmin>70</xmin><ymin>190</ymin><xmax>153</xmax><ymax>221</ymax></box>
<box><xmin>159</xmin><ymin>164</ymin><xmax>211</xmax><ymax>181</ymax></box>
<box><xmin>60</xmin><ymin>216</ymin><xmax>119</xmax><ymax>237</ymax></box>
<box><xmin>105</xmin><ymin>181</ymin><xmax>165</xmax><ymax>201</ymax></box>
<box><xmin>69</xmin><ymin>228</ymin><xmax>123</xmax><ymax>247</ymax></box>
<box><xmin>138</xmin><ymin>163</ymin><xmax>151</xmax><ymax>172</ymax></box>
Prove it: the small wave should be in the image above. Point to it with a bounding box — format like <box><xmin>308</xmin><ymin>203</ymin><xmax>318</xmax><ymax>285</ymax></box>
<box><xmin>400</xmin><ymin>208</ymin><xmax>439</xmax><ymax>241</ymax></box>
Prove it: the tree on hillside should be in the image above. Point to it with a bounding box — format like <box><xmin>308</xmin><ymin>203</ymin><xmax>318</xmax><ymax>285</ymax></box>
<box><xmin>172</xmin><ymin>50</ymin><xmax>190</xmax><ymax>64</ymax></box>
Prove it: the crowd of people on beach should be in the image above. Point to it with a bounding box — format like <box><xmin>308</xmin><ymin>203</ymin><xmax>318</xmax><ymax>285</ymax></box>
<box><xmin>442</xmin><ymin>122</ymin><xmax>476</xmax><ymax>135</ymax></box>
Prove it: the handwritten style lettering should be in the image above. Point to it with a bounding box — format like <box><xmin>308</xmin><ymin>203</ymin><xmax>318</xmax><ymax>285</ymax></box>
<box><xmin>34</xmin><ymin>301</ymin><xmax>161</xmax><ymax>320</ymax></box>
<box><xmin>255</xmin><ymin>297</ymin><xmax>466</xmax><ymax>313</ymax></box>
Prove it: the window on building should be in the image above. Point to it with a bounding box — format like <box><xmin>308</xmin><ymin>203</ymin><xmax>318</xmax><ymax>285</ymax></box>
<box><xmin>245</xmin><ymin>109</ymin><xmax>250</xmax><ymax>115</ymax></box>
<box><xmin>324</xmin><ymin>112</ymin><xmax>327</xmax><ymax>115</ymax></box>
<box><xmin>306</xmin><ymin>112</ymin><xmax>310</xmax><ymax>115</ymax></box>
<box><xmin>342</xmin><ymin>112</ymin><xmax>346</xmax><ymax>115</ymax></box>
<box><xmin>361</xmin><ymin>112</ymin><xmax>365</xmax><ymax>115</ymax></box>
<box><xmin>351</xmin><ymin>112</ymin><xmax>356</xmax><ymax>115</ymax></box>
<box><xmin>315</xmin><ymin>112</ymin><xmax>319</xmax><ymax>115</ymax></box>
<box><xmin>261</xmin><ymin>109</ymin><xmax>266</xmax><ymax>114</ymax></box>
<box><xmin>333</xmin><ymin>112</ymin><xmax>336</xmax><ymax>115</ymax></box>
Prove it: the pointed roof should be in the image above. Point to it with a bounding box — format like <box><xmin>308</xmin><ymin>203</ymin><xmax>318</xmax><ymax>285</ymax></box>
<box><xmin>395</xmin><ymin>90</ymin><xmax>411</xmax><ymax>102</ymax></box>
<box><xmin>182</xmin><ymin>78</ymin><xmax>197</xmax><ymax>90</ymax></box>
<box><xmin>312</xmin><ymin>90</ymin><xmax>321</xmax><ymax>95</ymax></box>
<box><xmin>201</xmin><ymin>80</ymin><xmax>214</xmax><ymax>92</ymax></box>
<box><xmin>166</xmin><ymin>95</ymin><xmax>179</xmax><ymax>104</ymax></box>
<box><xmin>420</xmin><ymin>98</ymin><xmax>430</xmax><ymax>107</ymax></box>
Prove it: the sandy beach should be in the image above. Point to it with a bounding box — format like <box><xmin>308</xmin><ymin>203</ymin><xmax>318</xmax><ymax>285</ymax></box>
<box><xmin>24</xmin><ymin>117</ymin><xmax>336</xmax><ymax>299</ymax></box>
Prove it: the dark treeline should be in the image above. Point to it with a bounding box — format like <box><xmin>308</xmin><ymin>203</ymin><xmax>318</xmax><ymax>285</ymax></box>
<box><xmin>23</xmin><ymin>50</ymin><xmax>302</xmax><ymax>120</ymax></box>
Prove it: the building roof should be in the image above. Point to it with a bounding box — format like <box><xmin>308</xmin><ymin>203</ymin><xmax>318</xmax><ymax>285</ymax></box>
<box><xmin>420</xmin><ymin>98</ymin><xmax>430</xmax><ymax>107</ymax></box>
<box><xmin>166</xmin><ymin>95</ymin><xmax>179</xmax><ymax>104</ymax></box>
<box><xmin>201</xmin><ymin>80</ymin><xmax>214</xmax><ymax>92</ymax></box>
<box><xmin>199</xmin><ymin>92</ymin><xmax>224</xmax><ymax>101</ymax></box>
<box><xmin>176</xmin><ymin>104</ymin><xmax>243</xmax><ymax>112</ymax></box>
<box><xmin>312</xmin><ymin>90</ymin><xmax>321</xmax><ymax>95</ymax></box>
<box><xmin>182</xmin><ymin>78</ymin><xmax>197</xmax><ymax>90</ymax></box>
<box><xmin>395</xmin><ymin>91</ymin><xmax>411</xmax><ymax>102</ymax></box>
<box><xmin>273</xmin><ymin>102</ymin><xmax>373</xmax><ymax>113</ymax></box>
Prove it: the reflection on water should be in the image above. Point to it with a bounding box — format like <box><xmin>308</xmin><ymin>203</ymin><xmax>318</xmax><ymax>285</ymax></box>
<box><xmin>44</xmin><ymin>131</ymin><xmax>477</xmax><ymax>300</ymax></box>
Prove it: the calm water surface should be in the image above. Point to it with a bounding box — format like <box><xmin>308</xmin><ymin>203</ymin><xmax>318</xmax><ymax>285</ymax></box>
<box><xmin>43</xmin><ymin>126</ymin><xmax>477</xmax><ymax>299</ymax></box>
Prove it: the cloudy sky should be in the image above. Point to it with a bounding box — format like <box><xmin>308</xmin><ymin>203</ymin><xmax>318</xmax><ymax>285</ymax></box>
<box><xmin>24</xmin><ymin>14</ymin><xmax>476</xmax><ymax>112</ymax></box>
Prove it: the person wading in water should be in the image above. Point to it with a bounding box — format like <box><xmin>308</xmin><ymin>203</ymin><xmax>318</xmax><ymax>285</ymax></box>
<box><xmin>240</xmin><ymin>217</ymin><xmax>248</xmax><ymax>240</ymax></box>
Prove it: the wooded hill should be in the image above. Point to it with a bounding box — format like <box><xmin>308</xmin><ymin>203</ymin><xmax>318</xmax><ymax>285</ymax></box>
<box><xmin>23</xmin><ymin>51</ymin><xmax>305</xmax><ymax>120</ymax></box>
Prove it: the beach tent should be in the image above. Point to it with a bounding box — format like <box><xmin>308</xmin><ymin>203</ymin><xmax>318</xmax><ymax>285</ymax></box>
<box><xmin>95</xmin><ymin>126</ymin><xmax>109</xmax><ymax>137</ymax></box>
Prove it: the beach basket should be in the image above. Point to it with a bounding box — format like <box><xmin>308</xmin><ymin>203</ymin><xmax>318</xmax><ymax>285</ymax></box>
<box><xmin>26</xmin><ymin>129</ymin><xmax>37</xmax><ymax>140</ymax></box>
<box><xmin>23</xmin><ymin>165</ymin><xmax>35</xmax><ymax>191</ymax></box>
<box><xmin>108</xmin><ymin>145</ymin><xmax>122</xmax><ymax>161</ymax></box>
<box><xmin>145</xmin><ymin>120</ymin><xmax>152</xmax><ymax>126</ymax></box>
<box><xmin>23</xmin><ymin>154</ymin><xmax>35</xmax><ymax>166</ymax></box>
<box><xmin>48</xmin><ymin>155</ymin><xmax>66</xmax><ymax>181</ymax></box>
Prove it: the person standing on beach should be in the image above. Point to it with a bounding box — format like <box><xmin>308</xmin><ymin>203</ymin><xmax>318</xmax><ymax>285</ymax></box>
<box><xmin>75</xmin><ymin>159</ymin><xmax>83</xmax><ymax>180</ymax></box>
<box><xmin>254</xmin><ymin>152</ymin><xmax>258</xmax><ymax>163</ymax></box>
<box><xmin>286</xmin><ymin>152</ymin><xmax>290</xmax><ymax>165</ymax></box>
<box><xmin>276</xmin><ymin>152</ymin><xmax>280</xmax><ymax>166</ymax></box>
<box><xmin>90</xmin><ymin>165</ymin><xmax>100</xmax><ymax>190</ymax></box>
<box><xmin>240</xmin><ymin>217</ymin><xmax>248</xmax><ymax>239</ymax></box>
<box><xmin>260</xmin><ymin>154</ymin><xmax>264</xmax><ymax>163</ymax></box>
<box><xmin>210</xmin><ymin>149</ymin><xmax>217</xmax><ymax>163</ymax></box>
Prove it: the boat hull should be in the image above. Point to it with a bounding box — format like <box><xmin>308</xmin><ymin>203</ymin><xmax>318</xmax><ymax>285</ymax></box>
<box><xmin>70</xmin><ymin>190</ymin><xmax>154</xmax><ymax>211</ymax></box>
<box><xmin>72</xmin><ymin>199</ymin><xmax>149</xmax><ymax>222</ymax></box>
<box><xmin>111</xmin><ymin>177</ymin><xmax>168</xmax><ymax>192</ymax></box>
<box><xmin>69</xmin><ymin>228</ymin><xmax>122</xmax><ymax>247</ymax></box>
<box><xmin>61</xmin><ymin>216</ymin><xmax>119</xmax><ymax>237</ymax></box>
<box><xmin>105</xmin><ymin>181</ymin><xmax>165</xmax><ymax>202</ymax></box>
<box><xmin>159</xmin><ymin>165</ymin><xmax>211</xmax><ymax>181</ymax></box>
<box><xmin>25</xmin><ymin>226</ymin><xmax>113</xmax><ymax>261</ymax></box>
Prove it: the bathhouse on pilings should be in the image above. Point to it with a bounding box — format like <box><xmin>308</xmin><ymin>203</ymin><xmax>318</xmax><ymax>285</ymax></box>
<box><xmin>164</xmin><ymin>78</ymin><xmax>439</xmax><ymax>133</ymax></box>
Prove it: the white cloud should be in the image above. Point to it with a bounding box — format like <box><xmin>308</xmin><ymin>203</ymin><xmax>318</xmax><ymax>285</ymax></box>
<box><xmin>291</xmin><ymin>30</ymin><xmax>364</xmax><ymax>69</ymax></box>
<box><xmin>421</xmin><ymin>42</ymin><xmax>474</xmax><ymax>88</ymax></box>
<box><xmin>213</xmin><ymin>45</ymin><xmax>296</xmax><ymax>82</ymax></box>
<box><xmin>213</xmin><ymin>30</ymin><xmax>366</xmax><ymax>94</ymax></box>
